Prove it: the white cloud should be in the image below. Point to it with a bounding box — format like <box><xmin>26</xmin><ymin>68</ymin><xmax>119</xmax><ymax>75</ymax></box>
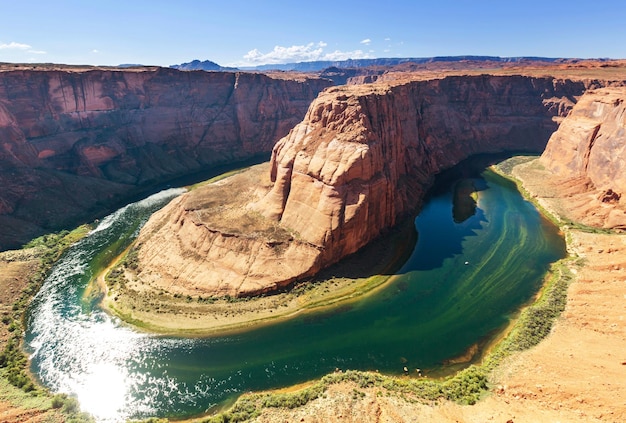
<box><xmin>360</xmin><ymin>38</ymin><xmax>371</xmax><ymax>45</ymax></box>
<box><xmin>92</xmin><ymin>49</ymin><xmax>99</xmax><ymax>53</ymax></box>
<box><xmin>322</xmin><ymin>49</ymin><xmax>370</xmax><ymax>61</ymax></box>
<box><xmin>243</xmin><ymin>42</ymin><xmax>326</xmax><ymax>64</ymax></box>
<box><xmin>0</xmin><ymin>41</ymin><xmax>31</xmax><ymax>50</ymax></box>
<box><xmin>241</xmin><ymin>41</ymin><xmax>372</xmax><ymax>65</ymax></box>
<box><xmin>384</xmin><ymin>37</ymin><xmax>391</xmax><ymax>41</ymax></box>
<box><xmin>0</xmin><ymin>42</ymin><xmax>45</xmax><ymax>56</ymax></box>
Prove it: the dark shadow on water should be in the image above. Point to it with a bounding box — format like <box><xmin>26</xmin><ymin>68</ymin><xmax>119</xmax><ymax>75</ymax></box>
<box><xmin>311</xmin><ymin>152</ymin><xmax>517</xmax><ymax>282</ymax></box>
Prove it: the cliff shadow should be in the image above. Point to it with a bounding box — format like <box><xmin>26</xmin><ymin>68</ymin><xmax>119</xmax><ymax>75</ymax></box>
<box><xmin>308</xmin><ymin>152</ymin><xmax>523</xmax><ymax>284</ymax></box>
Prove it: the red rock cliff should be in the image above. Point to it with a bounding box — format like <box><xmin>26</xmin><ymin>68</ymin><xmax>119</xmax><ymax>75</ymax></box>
<box><xmin>0</xmin><ymin>68</ymin><xmax>331</xmax><ymax>249</ymax></box>
<box><xmin>137</xmin><ymin>75</ymin><xmax>586</xmax><ymax>297</ymax></box>
<box><xmin>254</xmin><ymin>75</ymin><xmax>584</xmax><ymax>269</ymax></box>
<box><xmin>540</xmin><ymin>87</ymin><xmax>626</xmax><ymax>228</ymax></box>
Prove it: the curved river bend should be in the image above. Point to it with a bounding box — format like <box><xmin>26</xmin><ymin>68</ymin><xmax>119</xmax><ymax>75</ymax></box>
<box><xmin>25</xmin><ymin>168</ymin><xmax>565</xmax><ymax>422</ymax></box>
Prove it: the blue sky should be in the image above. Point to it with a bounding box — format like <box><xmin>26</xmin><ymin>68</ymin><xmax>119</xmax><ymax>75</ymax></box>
<box><xmin>1</xmin><ymin>0</ymin><xmax>625</xmax><ymax>67</ymax></box>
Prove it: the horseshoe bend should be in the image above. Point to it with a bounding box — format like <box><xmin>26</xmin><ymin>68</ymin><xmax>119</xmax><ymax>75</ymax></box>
<box><xmin>128</xmin><ymin>74</ymin><xmax>593</xmax><ymax>299</ymax></box>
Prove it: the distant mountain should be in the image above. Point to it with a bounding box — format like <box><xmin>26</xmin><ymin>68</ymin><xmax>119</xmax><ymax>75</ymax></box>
<box><xmin>240</xmin><ymin>56</ymin><xmax>565</xmax><ymax>72</ymax></box>
<box><xmin>171</xmin><ymin>60</ymin><xmax>238</xmax><ymax>71</ymax></box>
<box><xmin>171</xmin><ymin>56</ymin><xmax>568</xmax><ymax>73</ymax></box>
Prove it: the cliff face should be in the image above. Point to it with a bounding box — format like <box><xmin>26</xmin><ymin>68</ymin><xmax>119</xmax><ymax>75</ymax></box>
<box><xmin>0</xmin><ymin>68</ymin><xmax>331</xmax><ymax>249</ymax></box>
<box><xmin>136</xmin><ymin>75</ymin><xmax>585</xmax><ymax>297</ymax></box>
<box><xmin>253</xmin><ymin>75</ymin><xmax>584</xmax><ymax>268</ymax></box>
<box><xmin>540</xmin><ymin>87</ymin><xmax>626</xmax><ymax>228</ymax></box>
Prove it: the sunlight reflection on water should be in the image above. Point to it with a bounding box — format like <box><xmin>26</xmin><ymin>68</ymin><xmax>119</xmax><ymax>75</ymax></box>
<box><xmin>26</xmin><ymin>189</ymin><xmax>187</xmax><ymax>422</ymax></box>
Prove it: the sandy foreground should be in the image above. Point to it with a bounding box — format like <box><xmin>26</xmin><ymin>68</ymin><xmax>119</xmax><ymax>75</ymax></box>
<box><xmin>1</xmin><ymin>158</ymin><xmax>625</xmax><ymax>422</ymax></box>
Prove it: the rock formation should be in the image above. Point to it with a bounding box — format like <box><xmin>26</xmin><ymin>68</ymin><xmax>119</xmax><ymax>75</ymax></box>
<box><xmin>0</xmin><ymin>67</ymin><xmax>331</xmax><ymax>249</ymax></box>
<box><xmin>134</xmin><ymin>163</ymin><xmax>323</xmax><ymax>296</ymax></box>
<box><xmin>540</xmin><ymin>87</ymin><xmax>626</xmax><ymax>228</ymax></box>
<box><xmin>135</xmin><ymin>75</ymin><xmax>586</xmax><ymax>297</ymax></box>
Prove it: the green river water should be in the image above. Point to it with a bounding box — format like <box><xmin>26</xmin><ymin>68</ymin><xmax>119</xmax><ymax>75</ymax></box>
<box><xmin>24</xmin><ymin>161</ymin><xmax>565</xmax><ymax>422</ymax></box>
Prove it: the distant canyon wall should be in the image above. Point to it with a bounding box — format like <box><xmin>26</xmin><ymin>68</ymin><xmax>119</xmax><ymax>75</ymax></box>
<box><xmin>0</xmin><ymin>68</ymin><xmax>331</xmax><ymax>249</ymax></box>
<box><xmin>137</xmin><ymin>75</ymin><xmax>589</xmax><ymax>296</ymax></box>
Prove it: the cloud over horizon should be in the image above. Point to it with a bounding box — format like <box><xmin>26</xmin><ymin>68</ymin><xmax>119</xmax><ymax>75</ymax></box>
<box><xmin>0</xmin><ymin>41</ymin><xmax>46</xmax><ymax>56</ymax></box>
<box><xmin>0</xmin><ymin>41</ymin><xmax>32</xmax><ymax>50</ymax></box>
<box><xmin>240</xmin><ymin>41</ymin><xmax>371</xmax><ymax>65</ymax></box>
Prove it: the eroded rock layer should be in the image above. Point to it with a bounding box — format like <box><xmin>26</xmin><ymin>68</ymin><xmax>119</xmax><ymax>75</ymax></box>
<box><xmin>540</xmin><ymin>87</ymin><xmax>626</xmax><ymax>228</ymax></box>
<box><xmin>0</xmin><ymin>68</ymin><xmax>331</xmax><ymax>248</ymax></box>
<box><xmin>137</xmin><ymin>75</ymin><xmax>586</xmax><ymax>297</ymax></box>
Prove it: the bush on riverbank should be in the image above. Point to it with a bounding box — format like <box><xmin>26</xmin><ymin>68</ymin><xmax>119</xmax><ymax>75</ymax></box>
<box><xmin>0</xmin><ymin>226</ymin><xmax>92</xmax><ymax>421</ymax></box>
<box><xmin>483</xmin><ymin>260</ymin><xmax>574</xmax><ymax>370</ymax></box>
<box><xmin>51</xmin><ymin>393</ymin><xmax>95</xmax><ymax>422</ymax></box>
<box><xmin>0</xmin><ymin>227</ymin><xmax>89</xmax><ymax>393</ymax></box>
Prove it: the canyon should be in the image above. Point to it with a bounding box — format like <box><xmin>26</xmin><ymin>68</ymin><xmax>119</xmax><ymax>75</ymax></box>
<box><xmin>2</xmin><ymin>63</ymin><xmax>625</xmax><ymax>301</ymax></box>
<box><xmin>2</xmin><ymin>61</ymin><xmax>626</xmax><ymax>423</ymax></box>
<box><xmin>238</xmin><ymin>82</ymin><xmax>626</xmax><ymax>423</ymax></box>
<box><xmin>133</xmin><ymin>74</ymin><xmax>589</xmax><ymax>297</ymax></box>
<box><xmin>0</xmin><ymin>66</ymin><xmax>331</xmax><ymax>249</ymax></box>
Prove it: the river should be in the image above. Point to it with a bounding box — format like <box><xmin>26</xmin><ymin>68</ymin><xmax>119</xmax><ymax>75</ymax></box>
<box><xmin>24</xmin><ymin>163</ymin><xmax>565</xmax><ymax>422</ymax></box>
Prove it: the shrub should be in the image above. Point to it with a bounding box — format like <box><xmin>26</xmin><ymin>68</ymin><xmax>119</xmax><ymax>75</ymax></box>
<box><xmin>1</xmin><ymin>226</ymin><xmax>90</xmax><ymax>394</ymax></box>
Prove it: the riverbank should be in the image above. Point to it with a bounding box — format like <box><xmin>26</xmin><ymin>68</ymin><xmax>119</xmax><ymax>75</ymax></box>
<box><xmin>235</xmin><ymin>157</ymin><xmax>626</xmax><ymax>423</ymax></box>
<box><xmin>0</xmin><ymin>228</ymin><xmax>95</xmax><ymax>423</ymax></box>
<box><xmin>98</xmin><ymin>212</ymin><xmax>416</xmax><ymax>336</ymax></box>
<box><xmin>0</xmin><ymin>248</ymin><xmax>61</xmax><ymax>423</ymax></box>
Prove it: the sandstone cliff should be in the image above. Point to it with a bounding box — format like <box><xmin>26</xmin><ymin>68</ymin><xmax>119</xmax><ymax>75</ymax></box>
<box><xmin>0</xmin><ymin>68</ymin><xmax>331</xmax><ymax>249</ymax></box>
<box><xmin>135</xmin><ymin>75</ymin><xmax>586</xmax><ymax>297</ymax></box>
<box><xmin>540</xmin><ymin>87</ymin><xmax>626</xmax><ymax>228</ymax></box>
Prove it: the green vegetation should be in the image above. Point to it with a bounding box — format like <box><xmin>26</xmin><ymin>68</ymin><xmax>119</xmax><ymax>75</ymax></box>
<box><xmin>1</xmin><ymin>226</ymin><xmax>90</xmax><ymax>393</ymax></box>
<box><xmin>0</xmin><ymin>225</ymin><xmax>94</xmax><ymax>421</ymax></box>
<box><xmin>50</xmin><ymin>393</ymin><xmax>95</xmax><ymax>422</ymax></box>
<box><xmin>187</xmin><ymin>168</ymin><xmax>247</xmax><ymax>190</ymax></box>
<box><xmin>0</xmin><ymin>370</ymin><xmax>51</xmax><ymax>409</ymax></box>
<box><xmin>193</xmin><ymin>366</ymin><xmax>487</xmax><ymax>423</ymax></box>
<box><xmin>105</xmin><ymin>245</ymin><xmax>140</xmax><ymax>289</ymax></box>
<box><xmin>493</xmin><ymin>156</ymin><xmax>616</xmax><ymax>234</ymax></box>
<box><xmin>0</xmin><ymin>337</ymin><xmax>35</xmax><ymax>392</ymax></box>
<box><xmin>493</xmin><ymin>154</ymin><xmax>538</xmax><ymax>175</ymax></box>
<box><xmin>484</xmin><ymin>261</ymin><xmax>573</xmax><ymax>366</ymax></box>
